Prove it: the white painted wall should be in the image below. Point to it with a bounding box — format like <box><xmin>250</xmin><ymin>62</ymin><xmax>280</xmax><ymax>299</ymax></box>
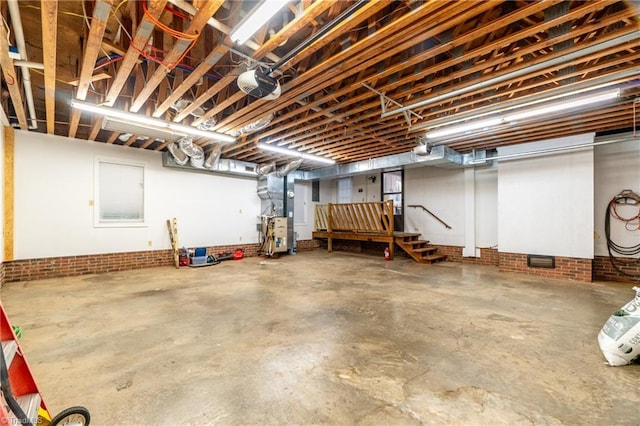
<box><xmin>352</xmin><ymin>174</ymin><xmax>368</xmax><ymax>202</ymax></box>
<box><xmin>405</xmin><ymin>166</ymin><xmax>466</xmax><ymax>246</ymax></box>
<box><xmin>497</xmin><ymin>135</ymin><xmax>595</xmax><ymax>258</ymax></box>
<box><xmin>13</xmin><ymin>131</ymin><xmax>261</xmax><ymax>259</ymax></box>
<box><xmin>594</xmin><ymin>137</ymin><xmax>640</xmax><ymax>256</ymax></box>
<box><xmin>352</xmin><ymin>174</ymin><xmax>381</xmax><ymax>202</ymax></box>
<box><xmin>475</xmin><ymin>166</ymin><xmax>498</xmax><ymax>249</ymax></box>
<box><xmin>319</xmin><ymin>178</ymin><xmax>336</xmax><ymax>204</ymax></box>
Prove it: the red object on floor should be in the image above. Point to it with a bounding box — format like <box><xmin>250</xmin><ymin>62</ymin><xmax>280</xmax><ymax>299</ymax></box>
<box><xmin>233</xmin><ymin>249</ymin><xmax>244</xmax><ymax>260</ymax></box>
<box><xmin>0</xmin><ymin>303</ymin><xmax>50</xmax><ymax>423</ymax></box>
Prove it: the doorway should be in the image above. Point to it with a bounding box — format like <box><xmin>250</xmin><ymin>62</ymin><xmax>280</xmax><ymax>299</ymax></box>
<box><xmin>382</xmin><ymin>170</ymin><xmax>404</xmax><ymax>232</ymax></box>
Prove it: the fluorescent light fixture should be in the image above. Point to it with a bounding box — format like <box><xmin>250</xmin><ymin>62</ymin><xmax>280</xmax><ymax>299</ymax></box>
<box><xmin>425</xmin><ymin>89</ymin><xmax>620</xmax><ymax>140</ymax></box>
<box><xmin>230</xmin><ymin>0</ymin><xmax>289</xmax><ymax>45</ymax></box>
<box><xmin>426</xmin><ymin>117</ymin><xmax>503</xmax><ymax>139</ymax></box>
<box><xmin>71</xmin><ymin>100</ymin><xmax>235</xmax><ymax>143</ymax></box>
<box><xmin>258</xmin><ymin>143</ymin><xmax>335</xmax><ymax>165</ymax></box>
<box><xmin>505</xmin><ymin>89</ymin><xmax>620</xmax><ymax>122</ymax></box>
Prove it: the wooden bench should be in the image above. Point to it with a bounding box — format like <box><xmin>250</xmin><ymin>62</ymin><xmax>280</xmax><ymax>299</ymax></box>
<box><xmin>312</xmin><ymin>200</ymin><xmax>396</xmax><ymax>258</ymax></box>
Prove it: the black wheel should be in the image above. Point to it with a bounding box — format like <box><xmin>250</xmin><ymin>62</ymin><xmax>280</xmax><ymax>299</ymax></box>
<box><xmin>50</xmin><ymin>406</ymin><xmax>90</xmax><ymax>426</ymax></box>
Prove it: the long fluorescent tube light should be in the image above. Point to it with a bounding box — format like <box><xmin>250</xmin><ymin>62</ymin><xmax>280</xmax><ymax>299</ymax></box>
<box><xmin>71</xmin><ymin>100</ymin><xmax>235</xmax><ymax>143</ymax></box>
<box><xmin>425</xmin><ymin>89</ymin><xmax>620</xmax><ymax>140</ymax></box>
<box><xmin>230</xmin><ymin>0</ymin><xmax>289</xmax><ymax>45</ymax></box>
<box><xmin>426</xmin><ymin>117</ymin><xmax>503</xmax><ymax>139</ymax></box>
<box><xmin>258</xmin><ymin>143</ymin><xmax>335</xmax><ymax>164</ymax></box>
<box><xmin>505</xmin><ymin>90</ymin><xmax>620</xmax><ymax>122</ymax></box>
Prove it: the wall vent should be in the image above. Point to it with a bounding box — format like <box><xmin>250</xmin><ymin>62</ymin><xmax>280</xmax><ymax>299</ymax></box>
<box><xmin>527</xmin><ymin>254</ymin><xmax>556</xmax><ymax>269</ymax></box>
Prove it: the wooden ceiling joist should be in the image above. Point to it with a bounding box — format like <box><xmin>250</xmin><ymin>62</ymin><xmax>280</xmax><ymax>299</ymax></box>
<box><xmin>104</xmin><ymin>0</ymin><xmax>169</xmax><ymax>107</ymax></box>
<box><xmin>129</xmin><ymin>0</ymin><xmax>226</xmax><ymax>113</ymax></box>
<box><xmin>41</xmin><ymin>0</ymin><xmax>59</xmax><ymax>134</ymax></box>
<box><xmin>69</xmin><ymin>0</ymin><xmax>113</xmax><ymax>139</ymax></box>
<box><xmin>175</xmin><ymin>0</ymin><xmax>341</xmax><ymax>123</ymax></box>
<box><xmin>2</xmin><ymin>0</ymin><xmax>637</xmax><ymax>167</ymax></box>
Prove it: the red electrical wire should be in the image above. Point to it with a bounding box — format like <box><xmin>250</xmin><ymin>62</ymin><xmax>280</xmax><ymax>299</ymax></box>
<box><xmin>141</xmin><ymin>1</ymin><xmax>199</xmax><ymax>70</ymax></box>
<box><xmin>164</xmin><ymin>5</ymin><xmax>189</xmax><ymax>20</ymax></box>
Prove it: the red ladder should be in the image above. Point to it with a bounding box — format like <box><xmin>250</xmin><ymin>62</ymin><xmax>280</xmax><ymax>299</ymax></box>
<box><xmin>0</xmin><ymin>303</ymin><xmax>49</xmax><ymax>425</ymax></box>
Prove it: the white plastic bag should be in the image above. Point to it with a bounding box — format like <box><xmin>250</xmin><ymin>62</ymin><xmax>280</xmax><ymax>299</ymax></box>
<box><xmin>597</xmin><ymin>286</ymin><xmax>640</xmax><ymax>366</ymax></box>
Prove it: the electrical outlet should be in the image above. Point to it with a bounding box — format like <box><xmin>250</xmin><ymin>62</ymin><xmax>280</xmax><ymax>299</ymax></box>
<box><xmin>147</xmin><ymin>240</ymin><xmax>152</xmax><ymax>247</ymax></box>
<box><xmin>239</xmin><ymin>236</ymin><xmax>243</xmax><ymax>241</ymax></box>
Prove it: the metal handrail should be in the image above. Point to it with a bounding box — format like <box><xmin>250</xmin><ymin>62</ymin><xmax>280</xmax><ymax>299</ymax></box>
<box><xmin>407</xmin><ymin>204</ymin><xmax>452</xmax><ymax>230</ymax></box>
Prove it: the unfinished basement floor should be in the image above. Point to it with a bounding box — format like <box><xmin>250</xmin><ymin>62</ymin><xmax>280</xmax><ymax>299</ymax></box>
<box><xmin>1</xmin><ymin>251</ymin><xmax>638</xmax><ymax>425</ymax></box>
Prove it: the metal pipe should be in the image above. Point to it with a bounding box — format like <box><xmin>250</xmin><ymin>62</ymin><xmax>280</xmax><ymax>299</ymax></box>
<box><xmin>13</xmin><ymin>61</ymin><xmax>44</xmax><ymax>70</ymax></box>
<box><xmin>7</xmin><ymin>0</ymin><xmax>38</xmax><ymax>129</ymax></box>
<box><xmin>407</xmin><ymin>205</ymin><xmax>452</xmax><ymax>229</ymax></box>
<box><xmin>269</xmin><ymin>0</ymin><xmax>369</xmax><ymax>73</ymax></box>
<box><xmin>382</xmin><ymin>30</ymin><xmax>640</xmax><ymax>118</ymax></box>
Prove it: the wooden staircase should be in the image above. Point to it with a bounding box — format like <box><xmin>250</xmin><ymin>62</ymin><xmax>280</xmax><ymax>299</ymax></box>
<box><xmin>394</xmin><ymin>232</ymin><xmax>447</xmax><ymax>264</ymax></box>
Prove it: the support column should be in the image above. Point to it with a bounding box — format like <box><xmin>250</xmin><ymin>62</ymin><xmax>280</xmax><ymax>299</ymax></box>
<box><xmin>463</xmin><ymin>167</ymin><xmax>476</xmax><ymax>257</ymax></box>
<box><xmin>3</xmin><ymin>126</ymin><xmax>13</xmax><ymax>261</ymax></box>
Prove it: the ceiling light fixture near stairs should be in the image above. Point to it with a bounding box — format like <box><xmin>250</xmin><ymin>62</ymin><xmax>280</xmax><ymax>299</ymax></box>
<box><xmin>425</xmin><ymin>88</ymin><xmax>621</xmax><ymax>140</ymax></box>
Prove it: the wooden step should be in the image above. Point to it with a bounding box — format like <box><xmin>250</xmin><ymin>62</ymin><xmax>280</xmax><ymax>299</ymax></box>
<box><xmin>1</xmin><ymin>340</ymin><xmax>18</xmax><ymax>368</ymax></box>
<box><xmin>419</xmin><ymin>254</ymin><xmax>448</xmax><ymax>264</ymax></box>
<box><xmin>11</xmin><ymin>393</ymin><xmax>41</xmax><ymax>426</ymax></box>
<box><xmin>413</xmin><ymin>247</ymin><xmax>438</xmax><ymax>254</ymax></box>
<box><xmin>404</xmin><ymin>239</ymin><xmax>430</xmax><ymax>247</ymax></box>
<box><xmin>393</xmin><ymin>232</ymin><xmax>420</xmax><ymax>239</ymax></box>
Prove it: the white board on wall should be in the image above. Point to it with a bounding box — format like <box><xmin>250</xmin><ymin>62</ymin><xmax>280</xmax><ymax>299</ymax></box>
<box><xmin>497</xmin><ymin>134</ymin><xmax>595</xmax><ymax>259</ymax></box>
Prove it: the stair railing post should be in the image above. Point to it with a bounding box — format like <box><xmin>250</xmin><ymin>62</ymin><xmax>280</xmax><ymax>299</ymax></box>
<box><xmin>327</xmin><ymin>203</ymin><xmax>333</xmax><ymax>253</ymax></box>
<box><xmin>386</xmin><ymin>200</ymin><xmax>395</xmax><ymax>259</ymax></box>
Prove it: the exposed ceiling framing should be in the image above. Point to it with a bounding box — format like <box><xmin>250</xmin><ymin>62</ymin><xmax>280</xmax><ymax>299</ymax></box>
<box><xmin>0</xmin><ymin>0</ymin><xmax>638</xmax><ymax>170</ymax></box>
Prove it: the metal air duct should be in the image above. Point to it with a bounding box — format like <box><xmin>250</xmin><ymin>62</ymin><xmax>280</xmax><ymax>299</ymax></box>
<box><xmin>256</xmin><ymin>162</ymin><xmax>276</xmax><ymax>176</ymax></box>
<box><xmin>189</xmin><ymin>144</ymin><xmax>205</xmax><ymax>168</ymax></box>
<box><xmin>204</xmin><ymin>144</ymin><xmax>223</xmax><ymax>170</ymax></box>
<box><xmin>167</xmin><ymin>142</ymin><xmax>189</xmax><ymax>165</ymax></box>
<box><xmin>276</xmin><ymin>159</ymin><xmax>303</xmax><ymax>177</ymax></box>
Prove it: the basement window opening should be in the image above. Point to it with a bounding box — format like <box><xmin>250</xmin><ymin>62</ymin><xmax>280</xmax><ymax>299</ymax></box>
<box><xmin>527</xmin><ymin>254</ymin><xmax>556</xmax><ymax>269</ymax></box>
<box><xmin>94</xmin><ymin>159</ymin><xmax>147</xmax><ymax>227</ymax></box>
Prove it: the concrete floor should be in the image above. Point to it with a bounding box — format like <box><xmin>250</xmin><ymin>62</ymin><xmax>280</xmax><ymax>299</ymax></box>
<box><xmin>1</xmin><ymin>250</ymin><xmax>639</xmax><ymax>425</ymax></box>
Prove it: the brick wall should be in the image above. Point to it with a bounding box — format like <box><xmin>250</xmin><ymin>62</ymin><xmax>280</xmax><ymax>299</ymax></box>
<box><xmin>593</xmin><ymin>256</ymin><xmax>640</xmax><ymax>283</ymax></box>
<box><xmin>427</xmin><ymin>245</ymin><xmax>498</xmax><ymax>265</ymax></box>
<box><xmin>498</xmin><ymin>252</ymin><xmax>592</xmax><ymax>282</ymax></box>
<box><xmin>296</xmin><ymin>239</ymin><xmax>321</xmax><ymax>252</ymax></box>
<box><xmin>0</xmin><ymin>262</ymin><xmax>4</xmax><ymax>289</ymax></box>
<box><xmin>3</xmin><ymin>243</ymin><xmax>262</xmax><ymax>283</ymax></box>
